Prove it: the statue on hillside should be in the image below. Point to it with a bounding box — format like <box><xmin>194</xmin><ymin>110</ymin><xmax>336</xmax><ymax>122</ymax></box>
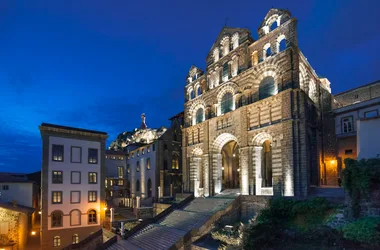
<box><xmin>140</xmin><ymin>113</ymin><xmax>147</xmax><ymax>129</ymax></box>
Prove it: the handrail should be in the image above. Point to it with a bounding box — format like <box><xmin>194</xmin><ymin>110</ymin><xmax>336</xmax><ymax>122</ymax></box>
<box><xmin>124</xmin><ymin>193</ymin><xmax>194</xmax><ymax>240</ymax></box>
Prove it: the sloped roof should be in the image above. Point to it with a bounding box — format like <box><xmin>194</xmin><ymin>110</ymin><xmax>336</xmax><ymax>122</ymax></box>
<box><xmin>258</xmin><ymin>8</ymin><xmax>291</xmax><ymax>29</ymax></box>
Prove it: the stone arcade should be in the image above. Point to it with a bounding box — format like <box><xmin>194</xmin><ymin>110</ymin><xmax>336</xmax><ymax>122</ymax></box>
<box><xmin>182</xmin><ymin>8</ymin><xmax>334</xmax><ymax>198</ymax></box>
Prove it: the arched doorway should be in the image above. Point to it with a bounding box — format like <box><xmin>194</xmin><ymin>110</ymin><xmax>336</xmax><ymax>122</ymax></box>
<box><xmin>261</xmin><ymin>140</ymin><xmax>272</xmax><ymax>187</ymax></box>
<box><xmin>221</xmin><ymin>141</ymin><xmax>240</xmax><ymax>190</ymax></box>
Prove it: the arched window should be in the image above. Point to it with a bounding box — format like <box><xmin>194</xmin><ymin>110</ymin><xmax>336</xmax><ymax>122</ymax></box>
<box><xmin>53</xmin><ymin>236</ymin><xmax>61</xmax><ymax>247</ymax></box>
<box><xmin>190</xmin><ymin>90</ymin><xmax>195</xmax><ymax>100</ymax></box>
<box><xmin>196</xmin><ymin>108</ymin><xmax>204</xmax><ymax>124</ymax></box>
<box><xmin>147</xmin><ymin>179</ymin><xmax>152</xmax><ymax>197</ymax></box>
<box><xmin>146</xmin><ymin>158</ymin><xmax>151</xmax><ymax>170</ymax></box>
<box><xmin>259</xmin><ymin>76</ymin><xmax>276</xmax><ymax>100</ymax></box>
<box><xmin>221</xmin><ymin>92</ymin><xmax>233</xmax><ymax>114</ymax></box>
<box><xmin>172</xmin><ymin>154</ymin><xmax>179</xmax><ymax>170</ymax></box>
<box><xmin>136</xmin><ymin>180</ymin><xmax>140</xmax><ymax>192</ymax></box>
<box><xmin>72</xmin><ymin>234</ymin><xmax>79</xmax><ymax>244</ymax></box>
<box><xmin>222</xmin><ymin>62</ymin><xmax>229</xmax><ymax>80</ymax></box>
<box><xmin>266</xmin><ymin>46</ymin><xmax>272</xmax><ymax>57</ymax></box>
<box><xmin>51</xmin><ymin>210</ymin><xmax>63</xmax><ymax>228</ymax></box>
<box><xmin>262</xmin><ymin>140</ymin><xmax>273</xmax><ymax>187</ymax></box>
<box><xmin>279</xmin><ymin>38</ymin><xmax>286</xmax><ymax>52</ymax></box>
<box><xmin>270</xmin><ymin>21</ymin><xmax>278</xmax><ymax>31</ymax></box>
<box><xmin>192</xmin><ymin>74</ymin><xmax>197</xmax><ymax>81</ymax></box>
<box><xmin>70</xmin><ymin>209</ymin><xmax>81</xmax><ymax>226</ymax></box>
<box><xmin>197</xmin><ymin>86</ymin><xmax>201</xmax><ymax>96</ymax></box>
<box><xmin>88</xmin><ymin>210</ymin><xmax>97</xmax><ymax>224</ymax></box>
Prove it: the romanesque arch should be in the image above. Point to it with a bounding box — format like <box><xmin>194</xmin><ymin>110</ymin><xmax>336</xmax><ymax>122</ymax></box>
<box><xmin>188</xmin><ymin>98</ymin><xmax>206</xmax><ymax>126</ymax></box>
<box><xmin>252</xmin><ymin>132</ymin><xmax>274</xmax><ymax>195</ymax></box>
<box><xmin>216</xmin><ymin>83</ymin><xmax>237</xmax><ymax>116</ymax></box>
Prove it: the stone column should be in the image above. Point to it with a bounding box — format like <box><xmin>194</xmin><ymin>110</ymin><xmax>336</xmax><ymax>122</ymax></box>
<box><xmin>213</xmin><ymin>153</ymin><xmax>222</xmax><ymax>194</ymax></box>
<box><xmin>158</xmin><ymin>186</ymin><xmax>161</xmax><ymax>198</ymax></box>
<box><xmin>136</xmin><ymin>196</ymin><xmax>141</xmax><ymax>208</ymax></box>
<box><xmin>203</xmin><ymin>154</ymin><xmax>210</xmax><ymax>197</ymax></box>
<box><xmin>254</xmin><ymin>146</ymin><xmax>263</xmax><ymax>195</ymax></box>
<box><xmin>239</xmin><ymin>147</ymin><xmax>249</xmax><ymax>195</ymax></box>
<box><xmin>141</xmin><ymin>158</ymin><xmax>146</xmax><ymax>199</ymax></box>
<box><xmin>193</xmin><ymin>157</ymin><xmax>202</xmax><ymax>197</ymax></box>
<box><xmin>120</xmin><ymin>222</ymin><xmax>125</xmax><ymax>236</ymax></box>
<box><xmin>110</xmin><ymin>208</ymin><xmax>115</xmax><ymax>224</ymax></box>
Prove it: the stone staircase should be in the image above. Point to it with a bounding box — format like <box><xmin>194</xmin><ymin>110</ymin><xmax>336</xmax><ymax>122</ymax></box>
<box><xmin>107</xmin><ymin>197</ymin><xmax>237</xmax><ymax>250</ymax></box>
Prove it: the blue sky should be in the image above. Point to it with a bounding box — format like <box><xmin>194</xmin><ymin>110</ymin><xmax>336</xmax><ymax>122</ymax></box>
<box><xmin>0</xmin><ymin>0</ymin><xmax>379</xmax><ymax>173</ymax></box>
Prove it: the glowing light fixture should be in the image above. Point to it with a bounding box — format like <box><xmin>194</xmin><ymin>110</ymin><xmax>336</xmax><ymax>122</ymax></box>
<box><xmin>38</xmin><ymin>211</ymin><xmax>41</xmax><ymax>214</ymax></box>
<box><xmin>237</xmin><ymin>168</ymin><xmax>240</xmax><ymax>172</ymax></box>
<box><xmin>31</xmin><ymin>231</ymin><xmax>36</xmax><ymax>236</ymax></box>
<box><xmin>222</xmin><ymin>167</ymin><xmax>224</xmax><ymax>170</ymax></box>
<box><xmin>233</xmin><ymin>154</ymin><xmax>236</xmax><ymax>157</ymax></box>
<box><xmin>330</xmin><ymin>160</ymin><xmax>336</xmax><ymax>164</ymax></box>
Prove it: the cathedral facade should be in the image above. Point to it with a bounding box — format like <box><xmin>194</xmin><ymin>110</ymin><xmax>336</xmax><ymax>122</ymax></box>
<box><xmin>182</xmin><ymin>9</ymin><xmax>334</xmax><ymax>198</ymax></box>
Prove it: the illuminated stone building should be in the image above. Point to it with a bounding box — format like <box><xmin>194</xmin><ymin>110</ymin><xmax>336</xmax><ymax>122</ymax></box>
<box><xmin>182</xmin><ymin>9</ymin><xmax>335</xmax><ymax>197</ymax></box>
<box><xmin>107</xmin><ymin>113</ymin><xmax>183</xmax><ymax>205</ymax></box>
<box><xmin>39</xmin><ymin>123</ymin><xmax>107</xmax><ymax>249</ymax></box>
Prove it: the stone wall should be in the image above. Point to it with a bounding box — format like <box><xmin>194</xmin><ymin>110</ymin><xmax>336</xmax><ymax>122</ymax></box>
<box><xmin>240</xmin><ymin>195</ymin><xmax>270</xmax><ymax>222</ymax></box>
<box><xmin>136</xmin><ymin>207</ymin><xmax>153</xmax><ymax>219</ymax></box>
<box><xmin>0</xmin><ymin>208</ymin><xmax>28</xmax><ymax>250</ymax></box>
<box><xmin>153</xmin><ymin>203</ymin><xmax>171</xmax><ymax>216</ymax></box>
<box><xmin>334</xmin><ymin>81</ymin><xmax>380</xmax><ymax>108</ymax></box>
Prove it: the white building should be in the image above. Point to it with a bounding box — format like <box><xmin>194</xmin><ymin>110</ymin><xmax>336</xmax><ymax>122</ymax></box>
<box><xmin>39</xmin><ymin>123</ymin><xmax>108</xmax><ymax>249</ymax></box>
<box><xmin>357</xmin><ymin>116</ymin><xmax>380</xmax><ymax>159</ymax></box>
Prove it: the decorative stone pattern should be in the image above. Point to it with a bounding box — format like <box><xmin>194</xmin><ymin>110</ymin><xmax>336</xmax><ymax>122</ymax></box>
<box><xmin>0</xmin><ymin>208</ymin><xmax>28</xmax><ymax>250</ymax></box>
<box><xmin>182</xmin><ymin>8</ymin><xmax>333</xmax><ymax>198</ymax></box>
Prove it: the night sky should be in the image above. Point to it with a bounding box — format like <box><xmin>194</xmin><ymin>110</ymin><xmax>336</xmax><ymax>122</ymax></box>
<box><xmin>0</xmin><ymin>0</ymin><xmax>379</xmax><ymax>173</ymax></box>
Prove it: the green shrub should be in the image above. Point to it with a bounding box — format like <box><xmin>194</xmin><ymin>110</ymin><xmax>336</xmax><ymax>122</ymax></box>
<box><xmin>256</xmin><ymin>198</ymin><xmax>295</xmax><ymax>224</ymax></box>
<box><xmin>342</xmin><ymin>158</ymin><xmax>380</xmax><ymax>218</ymax></box>
<box><xmin>343</xmin><ymin>217</ymin><xmax>380</xmax><ymax>246</ymax></box>
<box><xmin>242</xmin><ymin>223</ymin><xmax>280</xmax><ymax>249</ymax></box>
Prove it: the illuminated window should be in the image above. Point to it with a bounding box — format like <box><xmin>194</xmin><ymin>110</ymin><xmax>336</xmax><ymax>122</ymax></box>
<box><xmin>127</xmin><ymin>154</ymin><xmax>130</xmax><ymax>159</ymax></box>
<box><xmin>342</xmin><ymin>116</ymin><xmax>353</xmax><ymax>133</ymax></box>
<box><xmin>109</xmin><ymin>179</ymin><xmax>114</xmax><ymax>186</ymax></box>
<box><xmin>51</xmin><ymin>211</ymin><xmax>63</xmax><ymax>227</ymax></box>
<box><xmin>88</xmin><ymin>191</ymin><xmax>97</xmax><ymax>202</ymax></box>
<box><xmin>118</xmin><ymin>156</ymin><xmax>124</xmax><ymax>160</ymax></box>
<box><xmin>52</xmin><ymin>145</ymin><xmax>64</xmax><ymax>162</ymax></box>
<box><xmin>142</xmin><ymin>148</ymin><xmax>145</xmax><ymax>155</ymax></box>
<box><xmin>88</xmin><ymin>210</ymin><xmax>97</xmax><ymax>224</ymax></box>
<box><xmin>105</xmin><ymin>155</ymin><xmax>108</xmax><ymax>159</ymax></box>
<box><xmin>53</xmin><ymin>236</ymin><xmax>61</xmax><ymax>247</ymax></box>
<box><xmin>147</xmin><ymin>146</ymin><xmax>151</xmax><ymax>153</ymax></box>
<box><xmin>110</xmin><ymin>191</ymin><xmax>113</xmax><ymax>197</ymax></box>
<box><xmin>118</xmin><ymin>166</ymin><xmax>124</xmax><ymax>178</ymax></box>
<box><xmin>118</xmin><ymin>179</ymin><xmax>124</xmax><ymax>186</ymax></box>
<box><xmin>147</xmin><ymin>158</ymin><xmax>151</xmax><ymax>170</ymax></box>
<box><xmin>221</xmin><ymin>92</ymin><xmax>233</xmax><ymax>114</ymax></box>
<box><xmin>137</xmin><ymin>150</ymin><xmax>140</xmax><ymax>157</ymax></box>
<box><xmin>52</xmin><ymin>171</ymin><xmax>63</xmax><ymax>184</ymax></box>
<box><xmin>88</xmin><ymin>172</ymin><xmax>97</xmax><ymax>184</ymax></box>
<box><xmin>52</xmin><ymin>191</ymin><xmax>62</xmax><ymax>204</ymax></box>
<box><xmin>172</xmin><ymin>154</ymin><xmax>179</xmax><ymax>170</ymax></box>
<box><xmin>111</xmin><ymin>156</ymin><xmax>116</xmax><ymax>160</ymax></box>
<box><xmin>88</xmin><ymin>149</ymin><xmax>98</xmax><ymax>164</ymax></box>
<box><xmin>127</xmin><ymin>164</ymin><xmax>130</xmax><ymax>173</ymax></box>
<box><xmin>72</xmin><ymin>234</ymin><xmax>79</xmax><ymax>244</ymax></box>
